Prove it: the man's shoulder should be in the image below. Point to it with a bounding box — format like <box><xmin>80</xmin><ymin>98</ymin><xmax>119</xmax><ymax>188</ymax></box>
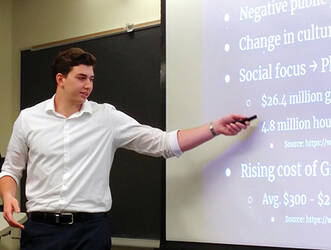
<box><xmin>88</xmin><ymin>101</ymin><xmax>117</xmax><ymax>113</ymax></box>
<box><xmin>20</xmin><ymin>98</ymin><xmax>51</xmax><ymax>115</ymax></box>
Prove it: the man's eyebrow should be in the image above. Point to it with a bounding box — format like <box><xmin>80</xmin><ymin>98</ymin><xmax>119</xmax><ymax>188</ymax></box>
<box><xmin>76</xmin><ymin>73</ymin><xmax>94</xmax><ymax>78</ymax></box>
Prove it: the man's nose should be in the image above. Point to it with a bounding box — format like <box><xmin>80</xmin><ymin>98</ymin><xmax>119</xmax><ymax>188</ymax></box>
<box><xmin>84</xmin><ymin>80</ymin><xmax>93</xmax><ymax>89</ymax></box>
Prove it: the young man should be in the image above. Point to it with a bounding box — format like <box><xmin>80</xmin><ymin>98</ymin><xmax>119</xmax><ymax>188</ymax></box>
<box><xmin>0</xmin><ymin>48</ymin><xmax>249</xmax><ymax>250</ymax></box>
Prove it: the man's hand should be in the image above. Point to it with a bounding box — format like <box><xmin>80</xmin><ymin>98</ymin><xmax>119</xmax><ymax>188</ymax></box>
<box><xmin>213</xmin><ymin>114</ymin><xmax>249</xmax><ymax>136</ymax></box>
<box><xmin>3</xmin><ymin>194</ymin><xmax>24</xmax><ymax>229</ymax></box>
<box><xmin>177</xmin><ymin>114</ymin><xmax>252</xmax><ymax>152</ymax></box>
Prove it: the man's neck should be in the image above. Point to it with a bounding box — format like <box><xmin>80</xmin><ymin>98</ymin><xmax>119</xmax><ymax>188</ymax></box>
<box><xmin>54</xmin><ymin>93</ymin><xmax>82</xmax><ymax>118</ymax></box>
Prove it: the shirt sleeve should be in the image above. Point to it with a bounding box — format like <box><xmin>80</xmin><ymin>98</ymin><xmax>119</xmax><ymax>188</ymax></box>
<box><xmin>111</xmin><ymin>109</ymin><xmax>182</xmax><ymax>159</ymax></box>
<box><xmin>0</xmin><ymin>113</ymin><xmax>28</xmax><ymax>185</ymax></box>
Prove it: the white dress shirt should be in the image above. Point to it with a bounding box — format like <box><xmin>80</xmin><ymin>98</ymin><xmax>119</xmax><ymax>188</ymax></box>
<box><xmin>0</xmin><ymin>96</ymin><xmax>182</xmax><ymax>212</ymax></box>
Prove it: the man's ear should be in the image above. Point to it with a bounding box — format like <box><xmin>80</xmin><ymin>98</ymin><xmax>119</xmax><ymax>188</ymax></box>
<box><xmin>56</xmin><ymin>73</ymin><xmax>65</xmax><ymax>88</ymax></box>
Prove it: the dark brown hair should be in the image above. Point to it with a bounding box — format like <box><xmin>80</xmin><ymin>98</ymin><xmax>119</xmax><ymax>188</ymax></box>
<box><xmin>51</xmin><ymin>48</ymin><xmax>96</xmax><ymax>83</ymax></box>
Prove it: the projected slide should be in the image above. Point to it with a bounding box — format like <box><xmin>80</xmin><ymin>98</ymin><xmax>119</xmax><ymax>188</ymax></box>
<box><xmin>202</xmin><ymin>0</ymin><xmax>331</xmax><ymax>249</ymax></box>
<box><xmin>166</xmin><ymin>0</ymin><xmax>331</xmax><ymax>249</ymax></box>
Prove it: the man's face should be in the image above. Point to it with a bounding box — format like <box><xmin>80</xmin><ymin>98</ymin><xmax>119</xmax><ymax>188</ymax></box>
<box><xmin>57</xmin><ymin>64</ymin><xmax>94</xmax><ymax>104</ymax></box>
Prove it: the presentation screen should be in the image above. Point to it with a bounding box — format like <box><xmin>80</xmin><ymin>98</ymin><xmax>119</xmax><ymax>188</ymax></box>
<box><xmin>166</xmin><ymin>0</ymin><xmax>331</xmax><ymax>249</ymax></box>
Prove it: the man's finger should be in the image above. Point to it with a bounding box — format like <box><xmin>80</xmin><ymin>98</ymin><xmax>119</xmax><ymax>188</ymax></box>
<box><xmin>229</xmin><ymin>123</ymin><xmax>241</xmax><ymax>132</ymax></box>
<box><xmin>13</xmin><ymin>201</ymin><xmax>21</xmax><ymax>213</ymax></box>
<box><xmin>9</xmin><ymin>219</ymin><xmax>24</xmax><ymax>229</ymax></box>
<box><xmin>226</xmin><ymin>124</ymin><xmax>237</xmax><ymax>134</ymax></box>
<box><xmin>4</xmin><ymin>206</ymin><xmax>24</xmax><ymax>229</ymax></box>
<box><xmin>4</xmin><ymin>213</ymin><xmax>24</xmax><ymax>229</ymax></box>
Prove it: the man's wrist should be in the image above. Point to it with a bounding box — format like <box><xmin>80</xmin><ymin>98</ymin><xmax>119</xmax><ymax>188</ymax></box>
<box><xmin>209</xmin><ymin>122</ymin><xmax>217</xmax><ymax>137</ymax></box>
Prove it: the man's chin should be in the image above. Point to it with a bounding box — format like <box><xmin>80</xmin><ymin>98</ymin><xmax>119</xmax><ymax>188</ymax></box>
<box><xmin>72</xmin><ymin>98</ymin><xmax>85</xmax><ymax>106</ymax></box>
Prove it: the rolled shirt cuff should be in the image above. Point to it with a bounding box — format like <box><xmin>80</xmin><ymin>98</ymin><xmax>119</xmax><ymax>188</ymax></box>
<box><xmin>168</xmin><ymin>130</ymin><xmax>183</xmax><ymax>158</ymax></box>
<box><xmin>0</xmin><ymin>172</ymin><xmax>20</xmax><ymax>186</ymax></box>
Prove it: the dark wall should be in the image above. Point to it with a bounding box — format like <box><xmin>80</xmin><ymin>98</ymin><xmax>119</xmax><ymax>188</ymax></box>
<box><xmin>20</xmin><ymin>25</ymin><xmax>164</xmax><ymax>240</ymax></box>
<box><xmin>0</xmin><ymin>156</ymin><xmax>4</xmax><ymax>210</ymax></box>
<box><xmin>0</xmin><ymin>156</ymin><xmax>4</xmax><ymax>170</ymax></box>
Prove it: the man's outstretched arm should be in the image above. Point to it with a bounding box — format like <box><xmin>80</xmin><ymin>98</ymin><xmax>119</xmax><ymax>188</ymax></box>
<box><xmin>177</xmin><ymin>114</ymin><xmax>249</xmax><ymax>152</ymax></box>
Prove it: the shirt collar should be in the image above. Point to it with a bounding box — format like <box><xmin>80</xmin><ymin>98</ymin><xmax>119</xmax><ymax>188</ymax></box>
<box><xmin>45</xmin><ymin>95</ymin><xmax>92</xmax><ymax>117</ymax></box>
<box><xmin>79</xmin><ymin>99</ymin><xmax>92</xmax><ymax>115</ymax></box>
